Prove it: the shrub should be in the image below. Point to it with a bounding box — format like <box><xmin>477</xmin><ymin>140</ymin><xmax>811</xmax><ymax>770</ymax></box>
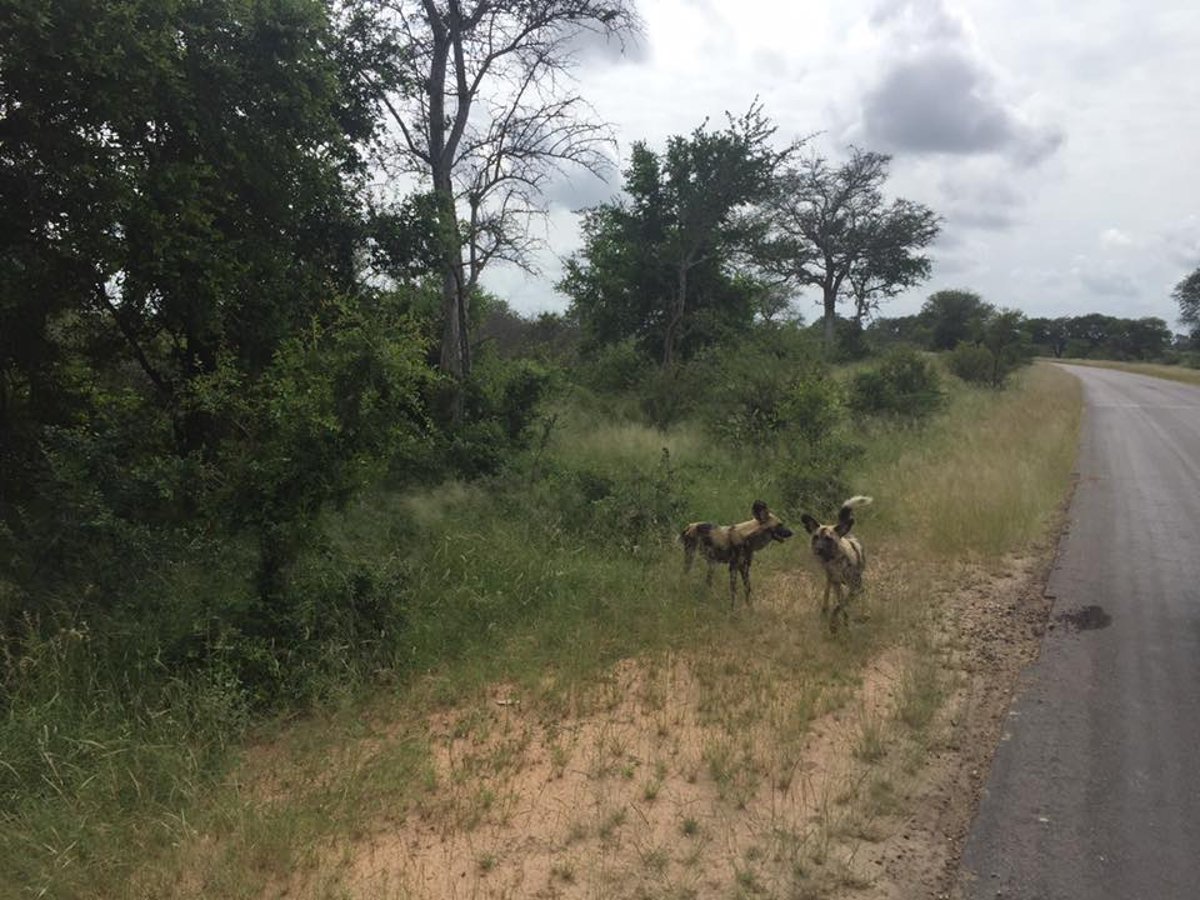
<box><xmin>537</xmin><ymin>449</ymin><xmax>689</xmax><ymax>553</ymax></box>
<box><xmin>848</xmin><ymin>349</ymin><xmax>943</xmax><ymax>420</ymax></box>
<box><xmin>577</xmin><ymin>338</ymin><xmax>652</xmax><ymax>393</ymax></box>
<box><xmin>638</xmin><ymin>365</ymin><xmax>697</xmax><ymax>430</ymax></box>
<box><xmin>946</xmin><ymin>342</ymin><xmax>997</xmax><ymax>386</ymax></box>
<box><xmin>775</xmin><ymin>435</ymin><xmax>864</xmax><ymax>516</ymax></box>
<box><xmin>433</xmin><ymin>355</ymin><xmax>559</xmax><ymax>479</ymax></box>
<box><xmin>695</xmin><ymin>337</ymin><xmax>839</xmax><ymax>446</ymax></box>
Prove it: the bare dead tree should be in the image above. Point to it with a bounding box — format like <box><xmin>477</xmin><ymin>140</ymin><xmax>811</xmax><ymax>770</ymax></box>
<box><xmin>353</xmin><ymin>0</ymin><xmax>640</xmax><ymax>418</ymax></box>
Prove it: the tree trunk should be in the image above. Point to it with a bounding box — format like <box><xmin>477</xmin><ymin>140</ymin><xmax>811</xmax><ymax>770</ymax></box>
<box><xmin>822</xmin><ymin>283</ymin><xmax>838</xmax><ymax>354</ymax></box>
<box><xmin>425</xmin><ymin>15</ymin><xmax>470</xmax><ymax>423</ymax></box>
<box><xmin>436</xmin><ymin>243</ymin><xmax>467</xmax><ymax>424</ymax></box>
<box><xmin>662</xmin><ymin>263</ymin><xmax>688</xmax><ymax>368</ymax></box>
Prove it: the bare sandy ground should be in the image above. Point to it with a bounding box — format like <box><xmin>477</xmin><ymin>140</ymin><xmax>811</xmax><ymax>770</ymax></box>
<box><xmin>257</xmin><ymin>544</ymin><xmax>1055</xmax><ymax>900</ymax></box>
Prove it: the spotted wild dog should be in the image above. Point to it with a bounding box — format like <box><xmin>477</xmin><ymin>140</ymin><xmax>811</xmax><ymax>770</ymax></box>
<box><xmin>680</xmin><ymin>500</ymin><xmax>794</xmax><ymax>607</ymax></box>
<box><xmin>800</xmin><ymin>496</ymin><xmax>873</xmax><ymax>632</ymax></box>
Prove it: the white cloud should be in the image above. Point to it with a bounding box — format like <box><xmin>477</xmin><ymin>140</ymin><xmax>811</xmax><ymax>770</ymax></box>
<box><xmin>1099</xmin><ymin>228</ymin><xmax>1135</xmax><ymax>250</ymax></box>
<box><xmin>1162</xmin><ymin>215</ymin><xmax>1200</xmax><ymax>269</ymax></box>
<box><xmin>854</xmin><ymin>0</ymin><xmax>1063</xmax><ymax>166</ymax></box>
<box><xmin>480</xmin><ymin>0</ymin><xmax>1200</xmax><ymax>323</ymax></box>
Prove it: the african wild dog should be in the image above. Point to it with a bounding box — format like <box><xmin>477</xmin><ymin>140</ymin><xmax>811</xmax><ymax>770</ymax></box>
<box><xmin>680</xmin><ymin>500</ymin><xmax>794</xmax><ymax>607</ymax></box>
<box><xmin>800</xmin><ymin>496</ymin><xmax>873</xmax><ymax>632</ymax></box>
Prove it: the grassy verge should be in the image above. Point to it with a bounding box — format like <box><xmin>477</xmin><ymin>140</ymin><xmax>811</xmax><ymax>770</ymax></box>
<box><xmin>2</xmin><ymin>364</ymin><xmax>1083</xmax><ymax>899</ymax></box>
<box><xmin>1048</xmin><ymin>357</ymin><xmax>1200</xmax><ymax>386</ymax></box>
<box><xmin>856</xmin><ymin>362</ymin><xmax>1082</xmax><ymax>557</ymax></box>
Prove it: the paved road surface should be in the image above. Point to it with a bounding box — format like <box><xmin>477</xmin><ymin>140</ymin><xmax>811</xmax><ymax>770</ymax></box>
<box><xmin>961</xmin><ymin>365</ymin><xmax>1200</xmax><ymax>900</ymax></box>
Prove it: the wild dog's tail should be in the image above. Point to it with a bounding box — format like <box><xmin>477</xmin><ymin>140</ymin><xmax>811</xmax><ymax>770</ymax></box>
<box><xmin>836</xmin><ymin>495</ymin><xmax>872</xmax><ymax>534</ymax></box>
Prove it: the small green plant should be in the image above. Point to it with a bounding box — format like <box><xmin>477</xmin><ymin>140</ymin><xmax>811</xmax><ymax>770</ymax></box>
<box><xmin>598</xmin><ymin>808</ymin><xmax>627</xmax><ymax>841</ymax></box>
<box><xmin>549</xmin><ymin>742</ymin><xmax>569</xmax><ymax>778</ymax></box>
<box><xmin>641</xmin><ymin>845</ymin><xmax>670</xmax><ymax>873</ymax></box>
<box><xmin>854</xmin><ymin>715</ymin><xmax>887</xmax><ymax>763</ymax></box>
<box><xmin>681</xmin><ymin>816</ymin><xmax>701</xmax><ymax>837</ymax></box>
<box><xmin>896</xmin><ymin>657</ymin><xmax>943</xmax><ymax>733</ymax></box>
<box><xmin>735</xmin><ymin>865</ymin><xmax>765</xmax><ymax>894</ymax></box>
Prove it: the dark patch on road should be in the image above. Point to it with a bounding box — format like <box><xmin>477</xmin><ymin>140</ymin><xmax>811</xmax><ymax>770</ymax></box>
<box><xmin>1055</xmin><ymin>604</ymin><xmax>1112</xmax><ymax>632</ymax></box>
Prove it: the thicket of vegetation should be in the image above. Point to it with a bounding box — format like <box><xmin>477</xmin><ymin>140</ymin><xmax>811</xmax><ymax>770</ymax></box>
<box><xmin>0</xmin><ymin>0</ymin><xmax>1192</xmax><ymax>894</ymax></box>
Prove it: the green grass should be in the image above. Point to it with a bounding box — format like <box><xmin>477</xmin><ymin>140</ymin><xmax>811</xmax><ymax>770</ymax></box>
<box><xmin>853</xmin><ymin>363</ymin><xmax>1082</xmax><ymax>557</ymax></box>
<box><xmin>0</xmin><ymin>359</ymin><xmax>1085</xmax><ymax>899</ymax></box>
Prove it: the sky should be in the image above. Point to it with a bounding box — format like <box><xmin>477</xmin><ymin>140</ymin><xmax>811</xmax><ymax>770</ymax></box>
<box><xmin>481</xmin><ymin>0</ymin><xmax>1200</xmax><ymax>330</ymax></box>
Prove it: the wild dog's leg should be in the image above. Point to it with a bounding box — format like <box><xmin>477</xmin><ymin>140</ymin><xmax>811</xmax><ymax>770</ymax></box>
<box><xmin>683</xmin><ymin>540</ymin><xmax>696</xmax><ymax>573</ymax></box>
<box><xmin>830</xmin><ymin>583</ymin><xmax>847</xmax><ymax>633</ymax></box>
<box><xmin>728</xmin><ymin>560</ymin><xmax>739</xmax><ymax>607</ymax></box>
<box><xmin>706</xmin><ymin>561</ymin><xmax>715</xmax><ymax>586</ymax></box>
<box><xmin>820</xmin><ymin>579</ymin><xmax>832</xmax><ymax>617</ymax></box>
<box><xmin>848</xmin><ymin>567</ymin><xmax>863</xmax><ymax>597</ymax></box>
<box><xmin>739</xmin><ymin>556</ymin><xmax>752</xmax><ymax>606</ymax></box>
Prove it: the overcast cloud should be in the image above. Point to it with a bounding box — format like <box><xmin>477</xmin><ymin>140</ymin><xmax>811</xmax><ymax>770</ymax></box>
<box><xmin>482</xmin><ymin>0</ymin><xmax>1200</xmax><ymax>330</ymax></box>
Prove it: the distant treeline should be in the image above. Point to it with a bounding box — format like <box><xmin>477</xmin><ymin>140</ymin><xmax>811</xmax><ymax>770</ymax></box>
<box><xmin>866</xmin><ymin>291</ymin><xmax>1192</xmax><ymax>365</ymax></box>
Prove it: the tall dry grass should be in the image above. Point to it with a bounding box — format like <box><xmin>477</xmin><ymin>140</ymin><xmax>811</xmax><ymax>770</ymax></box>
<box><xmin>853</xmin><ymin>363</ymin><xmax>1082</xmax><ymax>558</ymax></box>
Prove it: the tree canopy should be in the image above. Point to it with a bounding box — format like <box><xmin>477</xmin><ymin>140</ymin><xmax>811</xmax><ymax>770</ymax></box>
<box><xmin>762</xmin><ymin>148</ymin><xmax>939</xmax><ymax>352</ymax></box>
<box><xmin>920</xmin><ymin>289</ymin><xmax>995</xmax><ymax>351</ymax></box>
<box><xmin>560</xmin><ymin>103</ymin><xmax>801</xmax><ymax>365</ymax></box>
<box><xmin>1174</xmin><ymin>266</ymin><xmax>1200</xmax><ymax>337</ymax></box>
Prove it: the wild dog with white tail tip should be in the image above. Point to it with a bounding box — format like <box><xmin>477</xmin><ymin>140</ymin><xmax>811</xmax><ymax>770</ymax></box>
<box><xmin>680</xmin><ymin>500</ymin><xmax>794</xmax><ymax>607</ymax></box>
<box><xmin>801</xmin><ymin>496</ymin><xmax>873</xmax><ymax>632</ymax></box>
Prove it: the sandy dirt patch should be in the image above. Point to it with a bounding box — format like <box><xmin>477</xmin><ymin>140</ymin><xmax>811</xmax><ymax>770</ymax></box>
<box><xmin>259</xmin><ymin>545</ymin><xmax>1055</xmax><ymax>900</ymax></box>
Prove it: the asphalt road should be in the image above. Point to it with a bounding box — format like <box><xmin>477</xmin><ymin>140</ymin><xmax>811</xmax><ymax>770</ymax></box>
<box><xmin>961</xmin><ymin>365</ymin><xmax>1200</xmax><ymax>900</ymax></box>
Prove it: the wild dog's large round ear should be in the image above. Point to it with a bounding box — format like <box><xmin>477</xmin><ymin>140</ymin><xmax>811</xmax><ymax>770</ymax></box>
<box><xmin>752</xmin><ymin>499</ymin><xmax>769</xmax><ymax>522</ymax></box>
<box><xmin>800</xmin><ymin>513</ymin><xmax>820</xmax><ymax>534</ymax></box>
<box><xmin>835</xmin><ymin>507</ymin><xmax>855</xmax><ymax>536</ymax></box>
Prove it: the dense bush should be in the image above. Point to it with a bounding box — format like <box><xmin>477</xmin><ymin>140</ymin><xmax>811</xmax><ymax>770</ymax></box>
<box><xmin>774</xmin><ymin>434</ymin><xmax>864</xmax><ymax>516</ymax></box>
<box><xmin>537</xmin><ymin>448</ymin><xmax>689</xmax><ymax>553</ymax></box>
<box><xmin>692</xmin><ymin>331</ymin><xmax>837</xmax><ymax>446</ymax></box>
<box><xmin>848</xmin><ymin>349</ymin><xmax>943</xmax><ymax>419</ymax></box>
<box><xmin>443</xmin><ymin>355</ymin><xmax>559</xmax><ymax>478</ymax></box>
<box><xmin>946</xmin><ymin>309</ymin><xmax>1033</xmax><ymax>388</ymax></box>
<box><xmin>576</xmin><ymin>338</ymin><xmax>653</xmax><ymax>393</ymax></box>
<box><xmin>946</xmin><ymin>342</ymin><xmax>997</xmax><ymax>385</ymax></box>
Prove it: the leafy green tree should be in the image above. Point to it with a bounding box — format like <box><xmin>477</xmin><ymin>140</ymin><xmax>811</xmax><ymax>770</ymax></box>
<box><xmin>979</xmin><ymin>308</ymin><xmax>1033</xmax><ymax>384</ymax></box>
<box><xmin>0</xmin><ymin>0</ymin><xmax>436</xmax><ymax>618</ymax></box>
<box><xmin>1173</xmin><ymin>266</ymin><xmax>1200</xmax><ymax>337</ymax></box>
<box><xmin>1</xmin><ymin>0</ymin><xmax>374</xmax><ymax>448</ymax></box>
<box><xmin>1062</xmin><ymin>313</ymin><xmax>1117</xmax><ymax>358</ymax></box>
<box><xmin>865</xmin><ymin>313</ymin><xmax>931</xmax><ymax>349</ymax></box>
<box><xmin>763</xmin><ymin>148</ymin><xmax>939</xmax><ymax>352</ymax></box>
<box><xmin>562</xmin><ymin>104</ymin><xmax>801</xmax><ymax>366</ymax></box>
<box><xmin>920</xmin><ymin>289</ymin><xmax>995</xmax><ymax>351</ymax></box>
<box><xmin>1115</xmin><ymin>317</ymin><xmax>1173</xmax><ymax>360</ymax></box>
<box><xmin>186</xmin><ymin>296</ymin><xmax>435</xmax><ymax>614</ymax></box>
<box><xmin>1026</xmin><ymin>317</ymin><xmax>1071</xmax><ymax>358</ymax></box>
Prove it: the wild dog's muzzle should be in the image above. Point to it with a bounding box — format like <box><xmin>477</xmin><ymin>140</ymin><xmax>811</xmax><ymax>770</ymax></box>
<box><xmin>813</xmin><ymin>536</ymin><xmax>838</xmax><ymax>559</ymax></box>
